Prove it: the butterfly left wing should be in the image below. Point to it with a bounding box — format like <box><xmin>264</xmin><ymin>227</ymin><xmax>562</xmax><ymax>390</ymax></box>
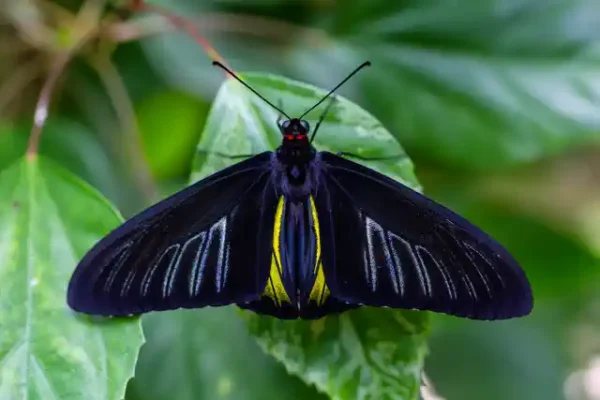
<box><xmin>313</xmin><ymin>152</ymin><xmax>533</xmax><ymax>320</ymax></box>
<box><xmin>67</xmin><ymin>152</ymin><xmax>280</xmax><ymax>316</ymax></box>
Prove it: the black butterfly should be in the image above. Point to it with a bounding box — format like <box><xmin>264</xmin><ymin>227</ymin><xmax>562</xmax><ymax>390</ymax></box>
<box><xmin>67</xmin><ymin>61</ymin><xmax>533</xmax><ymax>320</ymax></box>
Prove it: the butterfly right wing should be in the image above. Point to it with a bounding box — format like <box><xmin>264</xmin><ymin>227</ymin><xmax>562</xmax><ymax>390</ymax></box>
<box><xmin>313</xmin><ymin>152</ymin><xmax>533</xmax><ymax>320</ymax></box>
<box><xmin>67</xmin><ymin>152</ymin><xmax>280</xmax><ymax>316</ymax></box>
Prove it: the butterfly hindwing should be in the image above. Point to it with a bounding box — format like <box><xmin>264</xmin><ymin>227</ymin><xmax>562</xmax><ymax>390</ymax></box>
<box><xmin>313</xmin><ymin>152</ymin><xmax>533</xmax><ymax>320</ymax></box>
<box><xmin>67</xmin><ymin>152</ymin><xmax>279</xmax><ymax>316</ymax></box>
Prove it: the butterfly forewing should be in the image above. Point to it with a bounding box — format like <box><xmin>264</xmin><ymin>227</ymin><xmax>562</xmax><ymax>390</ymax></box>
<box><xmin>67</xmin><ymin>152</ymin><xmax>279</xmax><ymax>316</ymax></box>
<box><xmin>314</xmin><ymin>152</ymin><xmax>533</xmax><ymax>320</ymax></box>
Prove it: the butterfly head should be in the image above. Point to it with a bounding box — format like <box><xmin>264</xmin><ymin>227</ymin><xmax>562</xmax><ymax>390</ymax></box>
<box><xmin>279</xmin><ymin>118</ymin><xmax>310</xmax><ymax>144</ymax></box>
<box><xmin>212</xmin><ymin>60</ymin><xmax>371</xmax><ymax>145</ymax></box>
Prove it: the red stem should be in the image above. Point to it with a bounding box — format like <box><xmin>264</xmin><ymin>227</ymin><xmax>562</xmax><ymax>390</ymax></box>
<box><xmin>130</xmin><ymin>0</ymin><xmax>232</xmax><ymax>75</ymax></box>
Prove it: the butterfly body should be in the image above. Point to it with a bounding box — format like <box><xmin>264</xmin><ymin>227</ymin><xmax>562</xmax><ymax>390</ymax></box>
<box><xmin>67</xmin><ymin>63</ymin><xmax>533</xmax><ymax>321</ymax></box>
<box><xmin>236</xmin><ymin>119</ymin><xmax>349</xmax><ymax>319</ymax></box>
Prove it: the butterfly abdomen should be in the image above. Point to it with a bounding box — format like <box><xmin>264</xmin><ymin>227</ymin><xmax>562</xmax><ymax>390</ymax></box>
<box><xmin>240</xmin><ymin>195</ymin><xmax>355</xmax><ymax>319</ymax></box>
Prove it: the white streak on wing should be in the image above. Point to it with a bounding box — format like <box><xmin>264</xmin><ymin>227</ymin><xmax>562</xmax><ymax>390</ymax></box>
<box><xmin>414</xmin><ymin>246</ymin><xmax>433</xmax><ymax>297</ymax></box>
<box><xmin>379</xmin><ymin>229</ymin><xmax>397</xmax><ymax>293</ymax></box>
<box><xmin>192</xmin><ymin>216</ymin><xmax>227</xmax><ymax>296</ymax></box>
<box><xmin>163</xmin><ymin>232</ymin><xmax>206</xmax><ymax>298</ymax></box>
<box><xmin>465</xmin><ymin>242</ymin><xmax>506</xmax><ymax>289</ymax></box>
<box><xmin>365</xmin><ymin>217</ymin><xmax>398</xmax><ymax>294</ymax></box>
<box><xmin>188</xmin><ymin>231</ymin><xmax>209</xmax><ymax>297</ymax></box>
<box><xmin>360</xmin><ymin>213</ymin><xmax>370</xmax><ymax>288</ymax></box>
<box><xmin>103</xmin><ymin>244</ymin><xmax>132</xmax><ymax>292</ymax></box>
<box><xmin>141</xmin><ymin>244</ymin><xmax>180</xmax><ymax>296</ymax></box>
<box><xmin>416</xmin><ymin>245</ymin><xmax>456</xmax><ymax>300</ymax></box>
<box><xmin>467</xmin><ymin>242</ymin><xmax>493</xmax><ymax>265</ymax></box>
<box><xmin>218</xmin><ymin>244</ymin><xmax>231</xmax><ymax>293</ymax></box>
<box><xmin>362</xmin><ymin>247</ymin><xmax>369</xmax><ymax>287</ymax></box>
<box><xmin>462</xmin><ymin>243</ymin><xmax>493</xmax><ymax>298</ymax></box>
<box><xmin>214</xmin><ymin>217</ymin><xmax>229</xmax><ymax>292</ymax></box>
<box><xmin>396</xmin><ymin>236</ymin><xmax>427</xmax><ymax>297</ymax></box>
<box><xmin>120</xmin><ymin>268</ymin><xmax>136</xmax><ymax>297</ymax></box>
<box><xmin>364</xmin><ymin>217</ymin><xmax>379</xmax><ymax>292</ymax></box>
<box><xmin>462</xmin><ymin>273</ymin><xmax>478</xmax><ymax>301</ymax></box>
<box><xmin>438</xmin><ymin>258</ymin><xmax>457</xmax><ymax>301</ymax></box>
<box><xmin>386</xmin><ymin>232</ymin><xmax>406</xmax><ymax>296</ymax></box>
<box><xmin>458</xmin><ymin>254</ymin><xmax>478</xmax><ymax>301</ymax></box>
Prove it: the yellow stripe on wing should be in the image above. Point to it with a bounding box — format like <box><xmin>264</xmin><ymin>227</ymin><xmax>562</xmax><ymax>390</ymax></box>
<box><xmin>263</xmin><ymin>196</ymin><xmax>291</xmax><ymax>306</ymax></box>
<box><xmin>308</xmin><ymin>196</ymin><xmax>330</xmax><ymax>305</ymax></box>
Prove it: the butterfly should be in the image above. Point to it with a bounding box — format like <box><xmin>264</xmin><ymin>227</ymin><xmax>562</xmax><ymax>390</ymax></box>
<box><xmin>67</xmin><ymin>61</ymin><xmax>533</xmax><ymax>320</ymax></box>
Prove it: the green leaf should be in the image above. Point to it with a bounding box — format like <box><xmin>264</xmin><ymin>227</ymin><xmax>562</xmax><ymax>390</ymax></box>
<box><xmin>244</xmin><ymin>309</ymin><xmax>429</xmax><ymax>400</ymax></box>
<box><xmin>126</xmin><ymin>308</ymin><xmax>325</xmax><ymax>400</ymax></box>
<box><xmin>191</xmin><ymin>74</ymin><xmax>428</xmax><ymax>399</ymax></box>
<box><xmin>0</xmin><ymin>157</ymin><xmax>143</xmax><ymax>400</ymax></box>
<box><xmin>328</xmin><ymin>0</ymin><xmax>600</xmax><ymax>170</ymax></box>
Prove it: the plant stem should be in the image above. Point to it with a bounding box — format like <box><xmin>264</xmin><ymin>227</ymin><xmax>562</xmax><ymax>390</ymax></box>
<box><xmin>108</xmin><ymin>13</ymin><xmax>326</xmax><ymax>48</ymax></box>
<box><xmin>26</xmin><ymin>50</ymin><xmax>73</xmax><ymax>161</ymax></box>
<box><xmin>25</xmin><ymin>0</ymin><xmax>104</xmax><ymax>161</ymax></box>
<box><xmin>129</xmin><ymin>0</ymin><xmax>231</xmax><ymax>72</ymax></box>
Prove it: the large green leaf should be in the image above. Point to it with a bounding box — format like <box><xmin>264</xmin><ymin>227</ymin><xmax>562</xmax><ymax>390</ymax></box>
<box><xmin>244</xmin><ymin>309</ymin><xmax>429</xmax><ymax>400</ymax></box>
<box><xmin>191</xmin><ymin>74</ymin><xmax>428</xmax><ymax>399</ymax></box>
<box><xmin>353</xmin><ymin>0</ymin><xmax>600</xmax><ymax>170</ymax></box>
<box><xmin>126</xmin><ymin>308</ymin><xmax>325</xmax><ymax>400</ymax></box>
<box><xmin>142</xmin><ymin>0</ymin><xmax>600</xmax><ymax>171</ymax></box>
<box><xmin>0</xmin><ymin>157</ymin><xmax>143</xmax><ymax>400</ymax></box>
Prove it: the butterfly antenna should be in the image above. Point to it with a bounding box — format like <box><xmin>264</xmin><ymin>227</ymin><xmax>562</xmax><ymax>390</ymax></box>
<box><xmin>299</xmin><ymin>61</ymin><xmax>371</xmax><ymax>119</ymax></box>
<box><xmin>212</xmin><ymin>61</ymin><xmax>291</xmax><ymax>119</ymax></box>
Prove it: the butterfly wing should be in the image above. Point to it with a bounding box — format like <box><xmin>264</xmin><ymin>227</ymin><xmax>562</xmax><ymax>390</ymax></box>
<box><xmin>67</xmin><ymin>152</ymin><xmax>280</xmax><ymax>316</ymax></box>
<box><xmin>313</xmin><ymin>152</ymin><xmax>533</xmax><ymax>320</ymax></box>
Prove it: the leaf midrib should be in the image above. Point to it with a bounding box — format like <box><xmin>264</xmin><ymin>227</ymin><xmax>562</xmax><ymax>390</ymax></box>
<box><xmin>23</xmin><ymin>159</ymin><xmax>36</xmax><ymax>400</ymax></box>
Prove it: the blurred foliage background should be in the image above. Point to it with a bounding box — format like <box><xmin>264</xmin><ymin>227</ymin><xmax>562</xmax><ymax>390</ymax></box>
<box><xmin>2</xmin><ymin>0</ymin><xmax>600</xmax><ymax>399</ymax></box>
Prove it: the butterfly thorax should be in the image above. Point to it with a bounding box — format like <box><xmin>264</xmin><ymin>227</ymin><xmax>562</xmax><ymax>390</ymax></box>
<box><xmin>273</xmin><ymin>118</ymin><xmax>317</xmax><ymax>200</ymax></box>
<box><xmin>271</xmin><ymin>149</ymin><xmax>315</xmax><ymax>200</ymax></box>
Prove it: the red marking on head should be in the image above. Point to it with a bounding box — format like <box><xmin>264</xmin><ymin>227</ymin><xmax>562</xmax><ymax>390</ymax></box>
<box><xmin>285</xmin><ymin>135</ymin><xmax>295</xmax><ymax>140</ymax></box>
<box><xmin>296</xmin><ymin>135</ymin><xmax>306</xmax><ymax>140</ymax></box>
